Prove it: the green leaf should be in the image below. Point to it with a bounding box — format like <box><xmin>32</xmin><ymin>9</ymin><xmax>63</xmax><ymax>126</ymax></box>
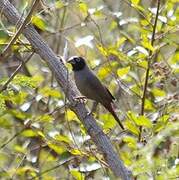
<box><xmin>31</xmin><ymin>15</ymin><xmax>47</xmax><ymax>31</ymax></box>
<box><xmin>13</xmin><ymin>144</ymin><xmax>27</xmax><ymax>154</ymax></box>
<box><xmin>144</xmin><ymin>99</ymin><xmax>155</xmax><ymax>111</ymax></box>
<box><xmin>0</xmin><ymin>94</ymin><xmax>6</xmax><ymax>111</ymax></box>
<box><xmin>117</xmin><ymin>66</ymin><xmax>130</xmax><ymax>78</ymax></box>
<box><xmin>70</xmin><ymin>149</ymin><xmax>86</xmax><ymax>156</ymax></box>
<box><xmin>15</xmin><ymin>166</ymin><xmax>36</xmax><ymax>176</ymax></box>
<box><xmin>137</xmin><ymin>115</ymin><xmax>152</xmax><ymax>128</ymax></box>
<box><xmin>127</xmin><ymin>111</ymin><xmax>152</xmax><ymax>128</ymax></box>
<box><xmin>70</xmin><ymin>170</ymin><xmax>85</xmax><ymax>180</ymax></box>
<box><xmin>66</xmin><ymin>110</ymin><xmax>78</xmax><ymax>122</ymax></box>
<box><xmin>6</xmin><ymin>91</ymin><xmax>28</xmax><ymax>105</ymax></box>
<box><xmin>54</xmin><ymin>134</ymin><xmax>72</xmax><ymax>144</ymax></box>
<box><xmin>141</xmin><ymin>38</ymin><xmax>155</xmax><ymax>52</ymax></box>
<box><xmin>125</xmin><ymin>120</ymin><xmax>139</xmax><ymax>136</ymax></box>
<box><xmin>123</xmin><ymin>136</ymin><xmax>137</xmax><ymax>149</ymax></box>
<box><xmin>79</xmin><ymin>2</ymin><xmax>88</xmax><ymax>16</ymax></box>
<box><xmin>137</xmin><ymin>60</ymin><xmax>148</xmax><ymax>69</ymax></box>
<box><xmin>21</xmin><ymin>129</ymin><xmax>37</xmax><ymax>137</ymax></box>
<box><xmin>48</xmin><ymin>142</ymin><xmax>66</xmax><ymax>154</ymax></box>
<box><xmin>131</xmin><ymin>0</ymin><xmax>140</xmax><ymax>5</ymax></box>
<box><xmin>55</xmin><ymin>1</ymin><xmax>65</xmax><ymax>9</ymax></box>
<box><xmin>0</xmin><ymin>117</ymin><xmax>12</xmax><ymax>129</ymax></box>
<box><xmin>116</xmin><ymin>37</ymin><xmax>127</xmax><ymax>47</ymax></box>
<box><xmin>97</xmin><ymin>45</ymin><xmax>108</xmax><ymax>56</ymax></box>
<box><xmin>36</xmin><ymin>114</ymin><xmax>53</xmax><ymax>122</ymax></box>
<box><xmin>100</xmin><ymin>113</ymin><xmax>116</xmax><ymax>129</ymax></box>
<box><xmin>97</xmin><ymin>66</ymin><xmax>111</xmax><ymax>79</ymax></box>
<box><xmin>151</xmin><ymin>88</ymin><xmax>166</xmax><ymax>97</ymax></box>
<box><xmin>39</xmin><ymin>86</ymin><xmax>61</xmax><ymax>98</ymax></box>
<box><xmin>13</xmin><ymin>74</ymin><xmax>40</xmax><ymax>88</ymax></box>
<box><xmin>10</xmin><ymin>109</ymin><xmax>30</xmax><ymax>120</ymax></box>
<box><xmin>154</xmin><ymin>115</ymin><xmax>169</xmax><ymax>133</ymax></box>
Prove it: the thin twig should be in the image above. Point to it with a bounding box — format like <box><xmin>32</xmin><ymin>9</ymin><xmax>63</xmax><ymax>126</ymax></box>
<box><xmin>1</xmin><ymin>0</ymin><xmax>40</xmax><ymax>58</ymax></box>
<box><xmin>29</xmin><ymin>157</ymin><xmax>75</xmax><ymax>180</ymax></box>
<box><xmin>0</xmin><ymin>52</ymin><xmax>34</xmax><ymax>92</ymax></box>
<box><xmin>0</xmin><ymin>128</ymin><xmax>25</xmax><ymax>150</ymax></box>
<box><xmin>139</xmin><ymin>0</ymin><xmax>161</xmax><ymax>141</ymax></box>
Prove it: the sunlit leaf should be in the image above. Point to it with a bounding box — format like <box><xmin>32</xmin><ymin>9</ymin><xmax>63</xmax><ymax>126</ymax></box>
<box><xmin>0</xmin><ymin>117</ymin><xmax>12</xmax><ymax>129</ymax></box>
<box><xmin>137</xmin><ymin>115</ymin><xmax>152</xmax><ymax>128</ymax></box>
<box><xmin>123</xmin><ymin>136</ymin><xmax>137</xmax><ymax>149</ymax></box>
<box><xmin>54</xmin><ymin>134</ymin><xmax>72</xmax><ymax>144</ymax></box>
<box><xmin>48</xmin><ymin>142</ymin><xmax>66</xmax><ymax>154</ymax></box>
<box><xmin>144</xmin><ymin>99</ymin><xmax>155</xmax><ymax>110</ymax></box>
<box><xmin>10</xmin><ymin>109</ymin><xmax>30</xmax><ymax>120</ymax></box>
<box><xmin>36</xmin><ymin>114</ymin><xmax>53</xmax><ymax>122</ymax></box>
<box><xmin>21</xmin><ymin>129</ymin><xmax>37</xmax><ymax>137</ymax></box>
<box><xmin>0</xmin><ymin>94</ymin><xmax>6</xmax><ymax>111</ymax></box>
<box><xmin>13</xmin><ymin>144</ymin><xmax>27</xmax><ymax>154</ymax></box>
<box><xmin>15</xmin><ymin>166</ymin><xmax>37</xmax><ymax>175</ymax></box>
<box><xmin>70</xmin><ymin>170</ymin><xmax>85</xmax><ymax>180</ymax></box>
<box><xmin>97</xmin><ymin>45</ymin><xmax>108</xmax><ymax>56</ymax></box>
<box><xmin>117</xmin><ymin>66</ymin><xmax>130</xmax><ymax>78</ymax></box>
<box><xmin>137</xmin><ymin>60</ymin><xmax>148</xmax><ymax>69</ymax></box>
<box><xmin>66</xmin><ymin>110</ymin><xmax>78</xmax><ymax>121</ymax></box>
<box><xmin>97</xmin><ymin>66</ymin><xmax>110</xmax><ymax>79</ymax></box>
<box><xmin>39</xmin><ymin>86</ymin><xmax>61</xmax><ymax>98</ymax></box>
<box><xmin>152</xmin><ymin>88</ymin><xmax>166</xmax><ymax>97</ymax></box>
<box><xmin>125</xmin><ymin>120</ymin><xmax>140</xmax><ymax>136</ymax></box>
<box><xmin>141</xmin><ymin>38</ymin><xmax>155</xmax><ymax>52</ymax></box>
<box><xmin>31</xmin><ymin>15</ymin><xmax>47</xmax><ymax>31</ymax></box>
<box><xmin>100</xmin><ymin>113</ymin><xmax>116</xmax><ymax>129</ymax></box>
<box><xmin>128</xmin><ymin>111</ymin><xmax>152</xmax><ymax>127</ymax></box>
<box><xmin>120</xmin><ymin>151</ymin><xmax>132</xmax><ymax>166</ymax></box>
<box><xmin>70</xmin><ymin>149</ymin><xmax>86</xmax><ymax>156</ymax></box>
<box><xmin>55</xmin><ymin>1</ymin><xmax>65</xmax><ymax>9</ymax></box>
<box><xmin>116</xmin><ymin>37</ymin><xmax>127</xmax><ymax>47</ymax></box>
<box><xmin>13</xmin><ymin>74</ymin><xmax>42</xmax><ymax>88</ymax></box>
<box><xmin>79</xmin><ymin>2</ymin><xmax>88</xmax><ymax>16</ymax></box>
<box><xmin>131</xmin><ymin>0</ymin><xmax>140</xmax><ymax>5</ymax></box>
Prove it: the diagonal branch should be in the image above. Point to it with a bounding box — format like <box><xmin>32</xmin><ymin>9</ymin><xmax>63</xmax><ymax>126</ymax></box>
<box><xmin>0</xmin><ymin>52</ymin><xmax>34</xmax><ymax>92</ymax></box>
<box><xmin>0</xmin><ymin>0</ymin><xmax>131</xmax><ymax>179</ymax></box>
<box><xmin>0</xmin><ymin>0</ymin><xmax>40</xmax><ymax>59</ymax></box>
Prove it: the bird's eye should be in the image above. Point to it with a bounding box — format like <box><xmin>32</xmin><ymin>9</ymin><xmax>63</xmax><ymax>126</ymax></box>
<box><xmin>76</xmin><ymin>58</ymin><xmax>81</xmax><ymax>62</ymax></box>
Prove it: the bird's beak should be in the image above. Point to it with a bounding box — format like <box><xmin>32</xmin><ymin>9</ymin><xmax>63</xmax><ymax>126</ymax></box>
<box><xmin>67</xmin><ymin>59</ymin><xmax>73</xmax><ymax>64</ymax></box>
<box><xmin>67</xmin><ymin>57</ymin><xmax>75</xmax><ymax>64</ymax></box>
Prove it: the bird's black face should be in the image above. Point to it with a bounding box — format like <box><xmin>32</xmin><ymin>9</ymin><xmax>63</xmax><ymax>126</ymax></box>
<box><xmin>68</xmin><ymin>57</ymin><xmax>86</xmax><ymax>71</ymax></box>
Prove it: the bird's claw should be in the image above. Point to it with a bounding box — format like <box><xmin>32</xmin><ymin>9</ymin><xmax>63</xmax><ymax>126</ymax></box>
<box><xmin>87</xmin><ymin>111</ymin><xmax>93</xmax><ymax>116</ymax></box>
<box><xmin>73</xmin><ymin>96</ymin><xmax>87</xmax><ymax>103</ymax></box>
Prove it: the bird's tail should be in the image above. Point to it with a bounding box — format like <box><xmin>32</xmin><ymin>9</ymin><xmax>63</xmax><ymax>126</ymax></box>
<box><xmin>105</xmin><ymin>104</ymin><xmax>124</xmax><ymax>130</ymax></box>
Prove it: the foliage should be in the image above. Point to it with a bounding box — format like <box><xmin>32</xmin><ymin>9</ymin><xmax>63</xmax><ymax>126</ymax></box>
<box><xmin>0</xmin><ymin>0</ymin><xmax>178</xmax><ymax>179</ymax></box>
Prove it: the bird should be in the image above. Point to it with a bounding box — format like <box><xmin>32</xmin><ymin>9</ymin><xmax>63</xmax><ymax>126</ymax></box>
<box><xmin>68</xmin><ymin>56</ymin><xmax>124</xmax><ymax>130</ymax></box>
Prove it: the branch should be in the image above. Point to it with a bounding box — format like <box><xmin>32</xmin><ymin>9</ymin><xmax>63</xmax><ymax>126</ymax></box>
<box><xmin>0</xmin><ymin>52</ymin><xmax>34</xmax><ymax>92</ymax></box>
<box><xmin>0</xmin><ymin>0</ymin><xmax>131</xmax><ymax>179</ymax></box>
<box><xmin>0</xmin><ymin>0</ymin><xmax>40</xmax><ymax>59</ymax></box>
<box><xmin>139</xmin><ymin>0</ymin><xmax>160</xmax><ymax>141</ymax></box>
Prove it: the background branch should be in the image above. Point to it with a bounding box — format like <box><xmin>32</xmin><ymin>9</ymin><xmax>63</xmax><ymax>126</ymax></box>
<box><xmin>0</xmin><ymin>0</ymin><xmax>40</xmax><ymax>59</ymax></box>
<box><xmin>139</xmin><ymin>0</ymin><xmax>161</xmax><ymax>141</ymax></box>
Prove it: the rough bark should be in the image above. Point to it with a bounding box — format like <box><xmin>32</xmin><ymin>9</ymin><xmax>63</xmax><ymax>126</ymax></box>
<box><xmin>0</xmin><ymin>0</ymin><xmax>131</xmax><ymax>179</ymax></box>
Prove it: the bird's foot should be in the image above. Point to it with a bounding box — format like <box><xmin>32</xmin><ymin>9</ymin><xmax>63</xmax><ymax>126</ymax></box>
<box><xmin>73</xmin><ymin>96</ymin><xmax>87</xmax><ymax>103</ymax></box>
<box><xmin>87</xmin><ymin>111</ymin><xmax>93</xmax><ymax>116</ymax></box>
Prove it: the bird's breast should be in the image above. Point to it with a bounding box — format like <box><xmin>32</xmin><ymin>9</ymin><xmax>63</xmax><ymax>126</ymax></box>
<box><xmin>74</xmin><ymin>69</ymin><xmax>98</xmax><ymax>101</ymax></box>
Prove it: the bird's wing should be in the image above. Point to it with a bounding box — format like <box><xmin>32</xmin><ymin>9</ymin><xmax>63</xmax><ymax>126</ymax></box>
<box><xmin>86</xmin><ymin>71</ymin><xmax>114</xmax><ymax>103</ymax></box>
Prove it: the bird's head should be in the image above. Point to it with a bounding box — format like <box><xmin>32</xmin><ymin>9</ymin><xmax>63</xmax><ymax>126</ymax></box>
<box><xmin>68</xmin><ymin>56</ymin><xmax>86</xmax><ymax>71</ymax></box>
